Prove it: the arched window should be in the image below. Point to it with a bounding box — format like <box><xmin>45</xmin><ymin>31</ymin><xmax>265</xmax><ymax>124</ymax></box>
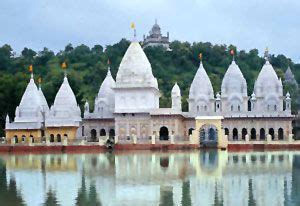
<box><xmin>30</xmin><ymin>135</ymin><xmax>34</xmax><ymax>143</ymax></box>
<box><xmin>233</xmin><ymin>128</ymin><xmax>238</xmax><ymax>140</ymax></box>
<box><xmin>188</xmin><ymin>128</ymin><xmax>194</xmax><ymax>135</ymax></box>
<box><xmin>197</xmin><ymin>105</ymin><xmax>200</xmax><ymax>113</ymax></box>
<box><xmin>250</xmin><ymin>128</ymin><xmax>256</xmax><ymax>140</ymax></box>
<box><xmin>231</xmin><ymin>105</ymin><xmax>233</xmax><ymax>111</ymax></box>
<box><xmin>50</xmin><ymin>134</ymin><xmax>55</xmax><ymax>143</ymax></box>
<box><xmin>224</xmin><ymin>128</ymin><xmax>229</xmax><ymax>136</ymax></box>
<box><xmin>100</xmin><ymin>129</ymin><xmax>106</xmax><ymax>136</ymax></box>
<box><xmin>91</xmin><ymin>129</ymin><xmax>97</xmax><ymax>141</ymax></box>
<box><xmin>278</xmin><ymin>128</ymin><xmax>284</xmax><ymax>140</ymax></box>
<box><xmin>159</xmin><ymin>126</ymin><xmax>169</xmax><ymax>140</ymax></box>
<box><xmin>274</xmin><ymin>105</ymin><xmax>277</xmax><ymax>111</ymax></box>
<box><xmin>260</xmin><ymin>128</ymin><xmax>265</xmax><ymax>140</ymax></box>
<box><xmin>269</xmin><ymin>128</ymin><xmax>275</xmax><ymax>140</ymax></box>
<box><xmin>238</xmin><ymin>105</ymin><xmax>240</xmax><ymax>111</ymax></box>
<box><xmin>242</xmin><ymin>128</ymin><xmax>247</xmax><ymax>140</ymax></box>
<box><xmin>57</xmin><ymin>134</ymin><xmax>61</xmax><ymax>142</ymax></box>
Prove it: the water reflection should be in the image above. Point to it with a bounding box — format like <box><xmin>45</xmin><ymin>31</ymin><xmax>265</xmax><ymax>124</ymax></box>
<box><xmin>0</xmin><ymin>150</ymin><xmax>299</xmax><ymax>205</ymax></box>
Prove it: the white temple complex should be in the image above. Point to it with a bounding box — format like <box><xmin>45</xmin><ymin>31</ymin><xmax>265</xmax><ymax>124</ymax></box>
<box><xmin>5</xmin><ymin>33</ymin><xmax>296</xmax><ymax>148</ymax></box>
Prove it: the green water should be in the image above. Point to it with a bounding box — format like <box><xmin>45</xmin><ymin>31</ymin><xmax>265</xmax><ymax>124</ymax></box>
<box><xmin>0</xmin><ymin>150</ymin><xmax>299</xmax><ymax>206</ymax></box>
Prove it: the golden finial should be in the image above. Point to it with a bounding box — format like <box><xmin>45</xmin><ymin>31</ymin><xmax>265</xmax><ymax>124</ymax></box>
<box><xmin>28</xmin><ymin>65</ymin><xmax>33</xmax><ymax>73</ymax></box>
<box><xmin>199</xmin><ymin>53</ymin><xmax>203</xmax><ymax>61</ymax></box>
<box><xmin>61</xmin><ymin>62</ymin><xmax>67</xmax><ymax>69</ymax></box>
<box><xmin>131</xmin><ymin>22</ymin><xmax>136</xmax><ymax>39</ymax></box>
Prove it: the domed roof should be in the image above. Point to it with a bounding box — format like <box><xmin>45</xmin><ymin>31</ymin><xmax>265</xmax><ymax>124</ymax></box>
<box><xmin>116</xmin><ymin>41</ymin><xmax>158</xmax><ymax>89</ymax></box>
<box><xmin>46</xmin><ymin>75</ymin><xmax>81</xmax><ymax>127</ymax></box>
<box><xmin>221</xmin><ymin>60</ymin><xmax>247</xmax><ymax>97</ymax></box>
<box><xmin>171</xmin><ymin>83</ymin><xmax>181</xmax><ymax>96</ymax></box>
<box><xmin>254</xmin><ymin>60</ymin><xmax>282</xmax><ymax>97</ymax></box>
<box><xmin>53</xmin><ymin>76</ymin><xmax>78</xmax><ymax>107</ymax></box>
<box><xmin>18</xmin><ymin>74</ymin><xmax>41</xmax><ymax>113</ymax></box>
<box><xmin>189</xmin><ymin>62</ymin><xmax>214</xmax><ymax>100</ymax></box>
<box><xmin>98</xmin><ymin>68</ymin><xmax>115</xmax><ymax>99</ymax></box>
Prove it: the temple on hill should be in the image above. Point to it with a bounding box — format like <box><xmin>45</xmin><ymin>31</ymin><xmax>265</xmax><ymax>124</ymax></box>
<box><xmin>142</xmin><ymin>19</ymin><xmax>170</xmax><ymax>50</ymax></box>
<box><xmin>5</xmin><ymin>33</ymin><xmax>296</xmax><ymax>148</ymax></box>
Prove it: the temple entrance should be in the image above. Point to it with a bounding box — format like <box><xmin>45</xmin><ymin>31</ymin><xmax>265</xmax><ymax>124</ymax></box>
<box><xmin>159</xmin><ymin>126</ymin><xmax>169</xmax><ymax>140</ymax></box>
<box><xmin>91</xmin><ymin>129</ymin><xmax>97</xmax><ymax>141</ymax></box>
<box><xmin>199</xmin><ymin>124</ymin><xmax>218</xmax><ymax>148</ymax></box>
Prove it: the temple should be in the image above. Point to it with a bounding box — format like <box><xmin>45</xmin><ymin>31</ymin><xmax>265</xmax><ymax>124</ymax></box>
<box><xmin>142</xmin><ymin>20</ymin><xmax>170</xmax><ymax>50</ymax></box>
<box><xmin>5</xmin><ymin>35</ymin><xmax>297</xmax><ymax>148</ymax></box>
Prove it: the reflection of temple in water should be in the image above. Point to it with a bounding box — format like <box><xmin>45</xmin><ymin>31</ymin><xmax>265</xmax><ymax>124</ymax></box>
<box><xmin>0</xmin><ymin>151</ymin><xmax>299</xmax><ymax>205</ymax></box>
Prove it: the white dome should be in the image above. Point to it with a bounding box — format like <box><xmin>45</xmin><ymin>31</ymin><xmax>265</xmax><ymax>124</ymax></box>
<box><xmin>189</xmin><ymin>62</ymin><xmax>214</xmax><ymax>100</ymax></box>
<box><xmin>254</xmin><ymin>60</ymin><xmax>282</xmax><ymax>97</ymax></box>
<box><xmin>221</xmin><ymin>61</ymin><xmax>247</xmax><ymax>97</ymax></box>
<box><xmin>171</xmin><ymin>82</ymin><xmax>181</xmax><ymax>97</ymax></box>
<box><xmin>116</xmin><ymin>41</ymin><xmax>158</xmax><ymax>89</ymax></box>
<box><xmin>18</xmin><ymin>75</ymin><xmax>41</xmax><ymax>115</ymax></box>
<box><xmin>46</xmin><ymin>76</ymin><xmax>81</xmax><ymax>127</ymax></box>
<box><xmin>97</xmin><ymin>69</ymin><xmax>115</xmax><ymax>101</ymax></box>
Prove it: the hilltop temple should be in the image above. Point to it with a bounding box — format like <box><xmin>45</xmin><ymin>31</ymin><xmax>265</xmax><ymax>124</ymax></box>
<box><xmin>5</xmin><ymin>36</ymin><xmax>295</xmax><ymax>148</ymax></box>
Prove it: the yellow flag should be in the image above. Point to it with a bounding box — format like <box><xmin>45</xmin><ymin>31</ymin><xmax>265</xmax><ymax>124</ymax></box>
<box><xmin>131</xmin><ymin>22</ymin><xmax>135</xmax><ymax>29</ymax></box>
<box><xmin>61</xmin><ymin>62</ymin><xmax>67</xmax><ymax>69</ymax></box>
<box><xmin>28</xmin><ymin>65</ymin><xmax>33</xmax><ymax>73</ymax></box>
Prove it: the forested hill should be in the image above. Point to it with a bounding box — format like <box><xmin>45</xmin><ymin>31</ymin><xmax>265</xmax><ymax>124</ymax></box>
<box><xmin>0</xmin><ymin>39</ymin><xmax>299</xmax><ymax>136</ymax></box>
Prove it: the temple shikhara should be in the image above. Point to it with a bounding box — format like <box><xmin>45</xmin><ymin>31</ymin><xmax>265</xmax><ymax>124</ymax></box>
<box><xmin>4</xmin><ymin>24</ymin><xmax>297</xmax><ymax>149</ymax></box>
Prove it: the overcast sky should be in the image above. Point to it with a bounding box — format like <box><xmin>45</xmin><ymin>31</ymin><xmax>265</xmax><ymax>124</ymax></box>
<box><xmin>0</xmin><ymin>0</ymin><xmax>299</xmax><ymax>62</ymax></box>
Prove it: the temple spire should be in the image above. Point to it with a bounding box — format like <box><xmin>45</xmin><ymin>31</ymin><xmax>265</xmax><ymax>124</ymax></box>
<box><xmin>264</xmin><ymin>47</ymin><xmax>269</xmax><ymax>62</ymax></box>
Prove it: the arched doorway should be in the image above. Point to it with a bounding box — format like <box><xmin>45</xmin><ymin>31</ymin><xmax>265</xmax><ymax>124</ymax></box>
<box><xmin>100</xmin><ymin>129</ymin><xmax>106</xmax><ymax>136</ymax></box>
<box><xmin>278</xmin><ymin>128</ymin><xmax>284</xmax><ymax>140</ymax></box>
<box><xmin>232</xmin><ymin>128</ymin><xmax>238</xmax><ymax>140</ymax></box>
<box><xmin>50</xmin><ymin>134</ymin><xmax>54</xmax><ymax>143</ymax></box>
<box><xmin>159</xmin><ymin>126</ymin><xmax>169</xmax><ymax>140</ymax></box>
<box><xmin>109</xmin><ymin>129</ymin><xmax>115</xmax><ymax>139</ymax></box>
<box><xmin>57</xmin><ymin>134</ymin><xmax>61</xmax><ymax>142</ymax></box>
<box><xmin>242</xmin><ymin>128</ymin><xmax>247</xmax><ymax>140</ymax></box>
<box><xmin>260</xmin><ymin>128</ymin><xmax>265</xmax><ymax>140</ymax></box>
<box><xmin>21</xmin><ymin>135</ymin><xmax>26</xmax><ymax>143</ymax></box>
<box><xmin>250</xmin><ymin>128</ymin><xmax>256</xmax><ymax>140</ymax></box>
<box><xmin>269</xmin><ymin>128</ymin><xmax>275</xmax><ymax>140</ymax></box>
<box><xmin>91</xmin><ymin>129</ymin><xmax>97</xmax><ymax>141</ymax></box>
<box><xmin>224</xmin><ymin>128</ymin><xmax>229</xmax><ymax>136</ymax></box>
<box><xmin>199</xmin><ymin>125</ymin><xmax>218</xmax><ymax>147</ymax></box>
<box><xmin>14</xmin><ymin>135</ymin><xmax>18</xmax><ymax>143</ymax></box>
<box><xmin>30</xmin><ymin>135</ymin><xmax>34</xmax><ymax>143</ymax></box>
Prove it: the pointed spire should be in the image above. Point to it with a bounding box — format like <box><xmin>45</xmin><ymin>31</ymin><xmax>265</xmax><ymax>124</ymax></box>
<box><xmin>6</xmin><ymin>114</ymin><xmax>9</xmax><ymax>123</ymax></box>
<box><xmin>264</xmin><ymin>47</ymin><xmax>270</xmax><ymax>63</ymax></box>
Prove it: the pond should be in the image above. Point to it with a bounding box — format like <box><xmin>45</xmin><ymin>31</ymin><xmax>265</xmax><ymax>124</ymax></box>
<box><xmin>0</xmin><ymin>150</ymin><xmax>299</xmax><ymax>206</ymax></box>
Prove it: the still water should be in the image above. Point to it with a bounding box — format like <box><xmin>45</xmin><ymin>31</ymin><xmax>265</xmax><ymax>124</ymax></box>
<box><xmin>0</xmin><ymin>150</ymin><xmax>299</xmax><ymax>206</ymax></box>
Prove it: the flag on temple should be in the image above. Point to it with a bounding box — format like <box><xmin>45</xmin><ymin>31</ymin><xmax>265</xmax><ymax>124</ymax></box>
<box><xmin>199</xmin><ymin>53</ymin><xmax>203</xmax><ymax>61</ymax></box>
<box><xmin>28</xmin><ymin>65</ymin><xmax>33</xmax><ymax>73</ymax></box>
<box><xmin>61</xmin><ymin>62</ymin><xmax>67</xmax><ymax>69</ymax></box>
<box><xmin>131</xmin><ymin>22</ymin><xmax>135</xmax><ymax>29</ymax></box>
